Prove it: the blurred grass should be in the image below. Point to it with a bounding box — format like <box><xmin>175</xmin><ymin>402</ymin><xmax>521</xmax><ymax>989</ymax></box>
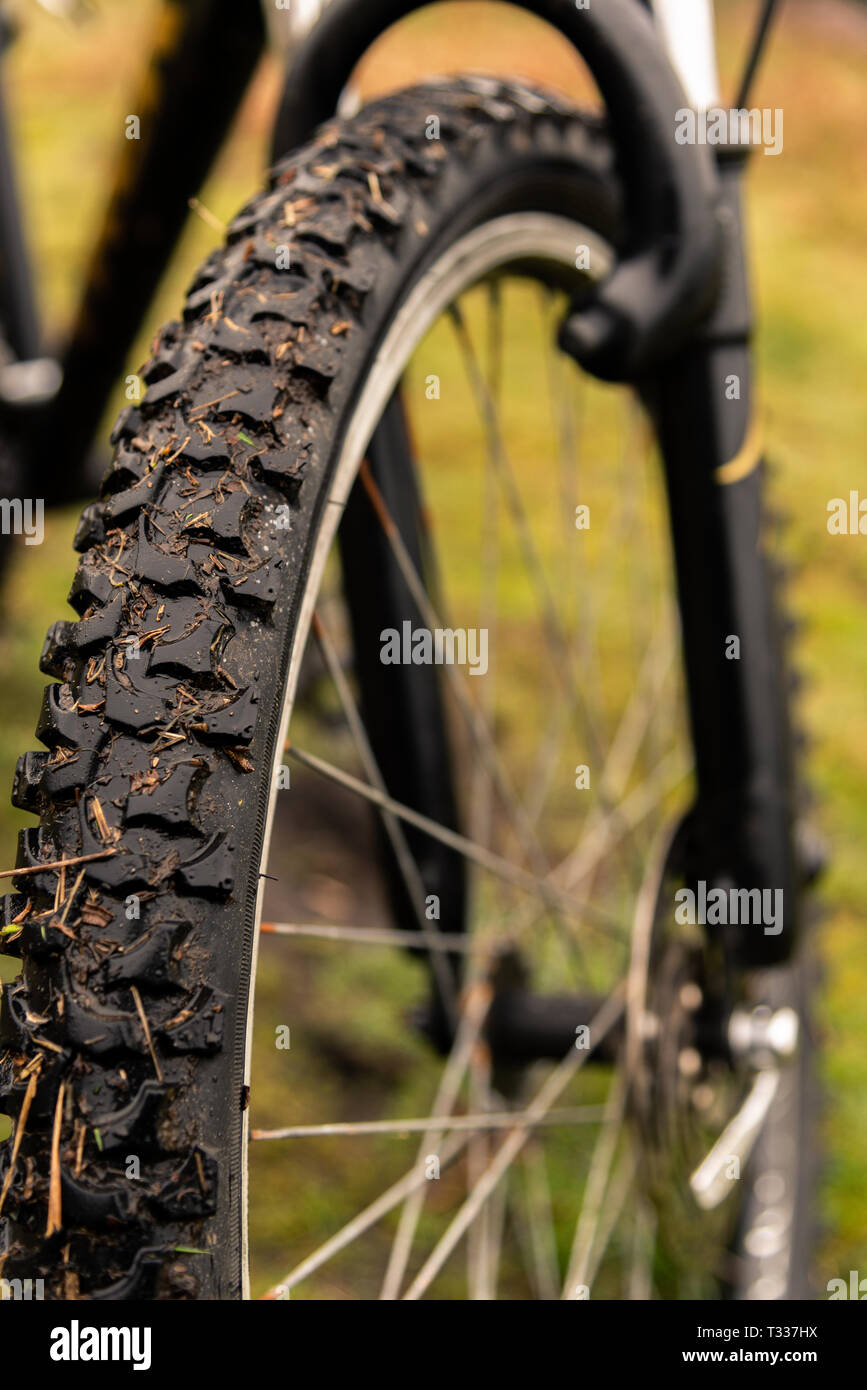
<box><xmin>0</xmin><ymin>0</ymin><xmax>863</xmax><ymax>1293</ymax></box>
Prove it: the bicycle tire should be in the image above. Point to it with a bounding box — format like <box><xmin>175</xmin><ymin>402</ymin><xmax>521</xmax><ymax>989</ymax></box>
<box><xmin>0</xmin><ymin>77</ymin><xmax>816</xmax><ymax>1301</ymax></box>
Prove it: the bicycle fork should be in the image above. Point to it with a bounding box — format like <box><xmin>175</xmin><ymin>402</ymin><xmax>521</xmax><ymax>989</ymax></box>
<box><xmin>637</xmin><ymin>149</ymin><xmax>802</xmax><ymax>970</ymax></box>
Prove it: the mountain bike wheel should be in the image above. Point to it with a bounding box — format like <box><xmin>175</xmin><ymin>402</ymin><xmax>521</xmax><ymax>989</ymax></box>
<box><xmin>0</xmin><ymin>78</ymin><xmax>817</xmax><ymax>1300</ymax></box>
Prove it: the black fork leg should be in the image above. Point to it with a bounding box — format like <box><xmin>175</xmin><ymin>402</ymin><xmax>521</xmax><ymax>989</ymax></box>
<box><xmin>640</xmin><ymin>156</ymin><xmax>798</xmax><ymax>969</ymax></box>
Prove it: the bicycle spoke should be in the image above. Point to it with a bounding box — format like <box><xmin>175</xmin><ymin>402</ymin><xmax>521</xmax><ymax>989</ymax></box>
<box><xmin>525</xmin><ymin>696</ymin><xmax>571</xmax><ymax>831</ymax></box>
<box><xmin>469</xmin><ymin>280</ymin><xmax>502</xmax><ymax>885</ymax></box>
<box><xmin>478</xmin><ymin>1157</ymin><xmax>509</xmax><ymax>1300</ymax></box>
<box><xmin>286</xmin><ymin>744</ymin><xmax>623</xmax><ymax>933</ymax></box>
<box><xmin>628</xmin><ymin>1197</ymin><xmax>658</xmax><ymax>1301</ymax></box>
<box><xmin>381</xmin><ymin>976</ymin><xmax>493</xmax><ymax>1300</ymax></box>
<box><xmin>519</xmin><ymin>1140</ymin><xmax>561</xmax><ymax>1300</ymax></box>
<box><xmin>565</xmin><ymin>1144</ymin><xmax>640</xmax><ymax>1299</ymax></box>
<box><xmin>467</xmin><ymin>1041</ymin><xmax>494</xmax><ymax>1299</ymax></box>
<box><xmin>358</xmin><ymin>457</ymin><xmax>592</xmax><ymax>977</ymax></box>
<box><xmin>252</xmin><ymin>253</ymin><xmax>699</xmax><ymax>1304</ymax></box>
<box><xmin>447</xmin><ymin>302</ymin><xmax>660</xmax><ymax>896</ymax></box>
<box><xmin>312</xmin><ymin>609</ymin><xmax>458</xmax><ymax>1019</ymax></box>
<box><xmin>558</xmin><ymin>749</ymin><xmax>690</xmax><ymax>897</ymax></box>
<box><xmin>479</xmin><ymin>748</ymin><xmax>690</xmax><ymax>961</ymax></box>
<box><xmin>448</xmin><ymin>300</ymin><xmax>609</xmax><ymax>771</ymax></box>
<box><xmin>402</xmin><ymin>985</ymin><xmax>626</xmax><ymax>1299</ymax></box>
<box><xmin>251</xmin><ymin>1106</ymin><xmax>603</xmax><ymax>1140</ymax></box>
<box><xmin>537</xmin><ymin>285</ymin><xmax>597</xmax><ymax>714</ymax></box>
<box><xmin>527</xmin><ymin>620</ymin><xmax>676</xmax><ymax>858</ymax></box>
<box><xmin>561</xmin><ymin>1072</ymin><xmax>628</xmax><ymax>1297</ymax></box>
<box><xmin>260</xmin><ymin>921</ymin><xmax>476</xmax><ymax>952</ymax></box>
<box><xmin>261</xmin><ymin>1128</ymin><xmax>472</xmax><ymax>1298</ymax></box>
<box><xmin>599</xmin><ymin>624</ymin><xmax>677</xmax><ymax>806</ymax></box>
<box><xmin>359</xmin><ymin>461</ymin><xmax>562</xmax><ymax>880</ymax></box>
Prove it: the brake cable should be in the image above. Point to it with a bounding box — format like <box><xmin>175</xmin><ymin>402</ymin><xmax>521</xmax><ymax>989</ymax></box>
<box><xmin>734</xmin><ymin>0</ymin><xmax>783</xmax><ymax>109</ymax></box>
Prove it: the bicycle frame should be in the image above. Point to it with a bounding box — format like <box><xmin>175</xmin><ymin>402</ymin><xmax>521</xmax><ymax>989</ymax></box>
<box><xmin>10</xmin><ymin>0</ymin><xmax>267</xmax><ymax>503</ymax></box>
<box><xmin>0</xmin><ymin>9</ymin><xmax>59</xmax><ymax>419</ymax></box>
<box><xmin>0</xmin><ymin>0</ymin><xmax>796</xmax><ymax>968</ymax></box>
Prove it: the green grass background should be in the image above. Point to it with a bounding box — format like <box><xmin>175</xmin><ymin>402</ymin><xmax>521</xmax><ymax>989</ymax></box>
<box><xmin>0</xmin><ymin>0</ymin><xmax>864</xmax><ymax>1294</ymax></box>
